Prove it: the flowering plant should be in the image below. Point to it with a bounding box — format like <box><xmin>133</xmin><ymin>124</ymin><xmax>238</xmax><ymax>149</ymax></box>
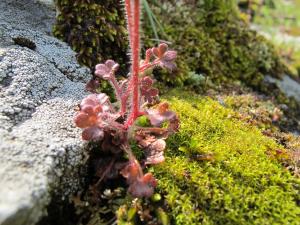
<box><xmin>74</xmin><ymin>0</ymin><xmax>178</xmax><ymax>198</ymax></box>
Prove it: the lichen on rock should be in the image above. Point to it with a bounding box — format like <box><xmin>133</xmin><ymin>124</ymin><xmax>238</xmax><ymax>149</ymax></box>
<box><xmin>0</xmin><ymin>0</ymin><xmax>92</xmax><ymax>225</ymax></box>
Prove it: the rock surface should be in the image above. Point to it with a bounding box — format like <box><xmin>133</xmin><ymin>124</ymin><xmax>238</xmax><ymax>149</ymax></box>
<box><xmin>265</xmin><ymin>75</ymin><xmax>300</xmax><ymax>102</ymax></box>
<box><xmin>0</xmin><ymin>0</ymin><xmax>91</xmax><ymax>225</ymax></box>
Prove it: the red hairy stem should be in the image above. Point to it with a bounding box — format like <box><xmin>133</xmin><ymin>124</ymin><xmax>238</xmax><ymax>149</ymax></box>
<box><xmin>131</xmin><ymin>0</ymin><xmax>140</xmax><ymax>120</ymax></box>
<box><xmin>124</xmin><ymin>0</ymin><xmax>133</xmax><ymax>49</ymax></box>
<box><xmin>120</xmin><ymin>95</ymin><xmax>129</xmax><ymax>116</ymax></box>
<box><xmin>109</xmin><ymin>76</ymin><xmax>128</xmax><ymax>116</ymax></box>
<box><xmin>110</xmin><ymin>74</ymin><xmax>122</xmax><ymax>102</ymax></box>
<box><xmin>122</xmin><ymin>143</ymin><xmax>143</xmax><ymax>176</ymax></box>
<box><xmin>125</xmin><ymin>0</ymin><xmax>141</xmax><ymax>128</ymax></box>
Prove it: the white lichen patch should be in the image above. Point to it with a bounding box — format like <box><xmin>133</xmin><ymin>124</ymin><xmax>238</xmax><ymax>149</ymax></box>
<box><xmin>0</xmin><ymin>1</ymin><xmax>92</xmax><ymax>225</ymax></box>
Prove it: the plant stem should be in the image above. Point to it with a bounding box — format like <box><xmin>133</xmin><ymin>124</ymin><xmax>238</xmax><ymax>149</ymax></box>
<box><xmin>131</xmin><ymin>0</ymin><xmax>140</xmax><ymax>118</ymax></box>
<box><xmin>122</xmin><ymin>142</ymin><xmax>144</xmax><ymax>178</ymax></box>
<box><xmin>109</xmin><ymin>74</ymin><xmax>123</xmax><ymax>104</ymax></box>
<box><xmin>125</xmin><ymin>0</ymin><xmax>141</xmax><ymax>128</ymax></box>
<box><xmin>139</xmin><ymin>59</ymin><xmax>160</xmax><ymax>72</ymax></box>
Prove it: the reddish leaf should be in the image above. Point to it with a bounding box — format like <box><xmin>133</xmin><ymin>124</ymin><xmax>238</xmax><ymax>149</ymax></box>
<box><xmin>120</xmin><ymin>160</ymin><xmax>140</xmax><ymax>183</ymax></box>
<box><xmin>95</xmin><ymin>64</ymin><xmax>110</xmax><ymax>77</ymax></box>
<box><xmin>144</xmin><ymin>49</ymin><xmax>153</xmax><ymax>63</ymax></box>
<box><xmin>140</xmin><ymin>76</ymin><xmax>159</xmax><ymax>104</ymax></box>
<box><xmin>159</xmin><ymin>50</ymin><xmax>177</xmax><ymax>71</ymax></box>
<box><xmin>146</xmin><ymin>102</ymin><xmax>176</xmax><ymax>127</ymax></box>
<box><xmin>144</xmin><ymin>139</ymin><xmax>166</xmax><ymax>164</ymax></box>
<box><xmin>135</xmin><ymin>128</ymin><xmax>167</xmax><ymax>165</ymax></box>
<box><xmin>158</xmin><ymin>43</ymin><xmax>168</xmax><ymax>55</ymax></box>
<box><xmin>85</xmin><ymin>78</ymin><xmax>100</xmax><ymax>93</ymax></box>
<box><xmin>82</xmin><ymin>126</ymin><xmax>104</xmax><ymax>141</ymax></box>
<box><xmin>152</xmin><ymin>43</ymin><xmax>177</xmax><ymax>71</ymax></box>
<box><xmin>95</xmin><ymin>60</ymin><xmax>119</xmax><ymax>79</ymax></box>
<box><xmin>128</xmin><ymin>172</ymin><xmax>157</xmax><ymax>198</ymax></box>
<box><xmin>152</xmin><ymin>47</ymin><xmax>160</xmax><ymax>58</ymax></box>
<box><xmin>74</xmin><ymin>112</ymin><xmax>98</xmax><ymax>128</ymax></box>
<box><xmin>74</xmin><ymin>95</ymin><xmax>104</xmax><ymax>128</ymax></box>
<box><xmin>101</xmin><ymin>127</ymin><xmax>127</xmax><ymax>154</ymax></box>
<box><xmin>163</xmin><ymin>50</ymin><xmax>177</xmax><ymax>61</ymax></box>
<box><xmin>121</xmin><ymin>161</ymin><xmax>157</xmax><ymax>198</ymax></box>
<box><xmin>152</xmin><ymin>43</ymin><xmax>168</xmax><ymax>58</ymax></box>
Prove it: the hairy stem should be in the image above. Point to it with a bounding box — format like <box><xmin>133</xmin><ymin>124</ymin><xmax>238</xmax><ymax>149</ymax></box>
<box><xmin>131</xmin><ymin>0</ymin><xmax>140</xmax><ymax>120</ymax></box>
<box><xmin>122</xmin><ymin>142</ymin><xmax>144</xmax><ymax>177</ymax></box>
<box><xmin>139</xmin><ymin>59</ymin><xmax>160</xmax><ymax>73</ymax></box>
<box><xmin>125</xmin><ymin>0</ymin><xmax>141</xmax><ymax>127</ymax></box>
<box><xmin>109</xmin><ymin>75</ymin><xmax>122</xmax><ymax>101</ymax></box>
<box><xmin>109</xmin><ymin>75</ymin><xmax>129</xmax><ymax>116</ymax></box>
<box><xmin>124</xmin><ymin>0</ymin><xmax>133</xmax><ymax>50</ymax></box>
<box><xmin>95</xmin><ymin>158</ymin><xmax>116</xmax><ymax>187</ymax></box>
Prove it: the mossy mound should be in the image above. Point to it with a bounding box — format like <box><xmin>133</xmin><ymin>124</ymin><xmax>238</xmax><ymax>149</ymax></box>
<box><xmin>53</xmin><ymin>1</ymin><xmax>287</xmax><ymax>88</ymax></box>
<box><xmin>143</xmin><ymin>0</ymin><xmax>286</xmax><ymax>86</ymax></box>
<box><xmin>53</xmin><ymin>0</ymin><xmax>128</xmax><ymax>69</ymax></box>
<box><xmin>144</xmin><ymin>89</ymin><xmax>300</xmax><ymax>225</ymax></box>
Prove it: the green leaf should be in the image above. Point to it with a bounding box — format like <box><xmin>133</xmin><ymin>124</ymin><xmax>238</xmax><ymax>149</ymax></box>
<box><xmin>142</xmin><ymin>0</ymin><xmax>159</xmax><ymax>41</ymax></box>
<box><xmin>156</xmin><ymin>208</ymin><xmax>170</xmax><ymax>225</ymax></box>
<box><xmin>127</xmin><ymin>207</ymin><xmax>137</xmax><ymax>221</ymax></box>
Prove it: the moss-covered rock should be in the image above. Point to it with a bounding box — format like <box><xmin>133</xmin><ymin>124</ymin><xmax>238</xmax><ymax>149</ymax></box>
<box><xmin>53</xmin><ymin>0</ymin><xmax>128</xmax><ymax>69</ymax></box>
<box><xmin>143</xmin><ymin>0</ymin><xmax>286</xmax><ymax>87</ymax></box>
<box><xmin>146</xmin><ymin>89</ymin><xmax>300</xmax><ymax>224</ymax></box>
<box><xmin>53</xmin><ymin>0</ymin><xmax>287</xmax><ymax>88</ymax></box>
<box><xmin>109</xmin><ymin>89</ymin><xmax>300</xmax><ymax>224</ymax></box>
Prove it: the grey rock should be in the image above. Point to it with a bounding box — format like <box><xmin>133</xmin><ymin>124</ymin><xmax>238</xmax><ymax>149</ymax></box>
<box><xmin>265</xmin><ymin>75</ymin><xmax>300</xmax><ymax>102</ymax></box>
<box><xmin>0</xmin><ymin>0</ymin><xmax>91</xmax><ymax>225</ymax></box>
<box><xmin>251</xmin><ymin>24</ymin><xmax>300</xmax><ymax>103</ymax></box>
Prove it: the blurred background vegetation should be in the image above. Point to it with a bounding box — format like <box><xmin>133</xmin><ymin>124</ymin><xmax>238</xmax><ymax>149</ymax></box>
<box><xmin>53</xmin><ymin>0</ymin><xmax>300</xmax><ymax>84</ymax></box>
<box><xmin>238</xmin><ymin>0</ymin><xmax>300</xmax><ymax>77</ymax></box>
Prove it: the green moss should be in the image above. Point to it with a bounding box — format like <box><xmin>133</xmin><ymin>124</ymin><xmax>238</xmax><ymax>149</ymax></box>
<box><xmin>143</xmin><ymin>0</ymin><xmax>286</xmax><ymax>87</ymax></box>
<box><xmin>53</xmin><ymin>0</ymin><xmax>288</xmax><ymax>89</ymax></box>
<box><xmin>148</xmin><ymin>89</ymin><xmax>300</xmax><ymax>224</ymax></box>
<box><xmin>223</xmin><ymin>94</ymin><xmax>282</xmax><ymax>131</ymax></box>
<box><xmin>53</xmin><ymin>0</ymin><xmax>128</xmax><ymax>69</ymax></box>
